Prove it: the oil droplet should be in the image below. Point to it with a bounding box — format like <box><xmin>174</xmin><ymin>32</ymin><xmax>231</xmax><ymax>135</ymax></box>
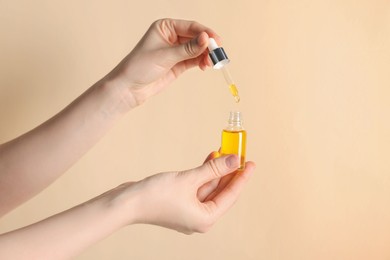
<box><xmin>229</xmin><ymin>84</ymin><xmax>240</xmax><ymax>103</ymax></box>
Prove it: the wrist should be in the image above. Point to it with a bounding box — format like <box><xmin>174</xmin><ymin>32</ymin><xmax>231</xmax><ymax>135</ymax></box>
<box><xmin>99</xmin><ymin>182</ymin><xmax>140</xmax><ymax>227</ymax></box>
<box><xmin>96</xmin><ymin>76</ymin><xmax>139</xmax><ymax>115</ymax></box>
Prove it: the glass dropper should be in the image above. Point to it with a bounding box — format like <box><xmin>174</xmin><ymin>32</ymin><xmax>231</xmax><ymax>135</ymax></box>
<box><xmin>208</xmin><ymin>38</ymin><xmax>240</xmax><ymax>103</ymax></box>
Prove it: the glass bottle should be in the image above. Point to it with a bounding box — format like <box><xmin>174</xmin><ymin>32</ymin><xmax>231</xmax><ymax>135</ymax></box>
<box><xmin>220</xmin><ymin>111</ymin><xmax>247</xmax><ymax>170</ymax></box>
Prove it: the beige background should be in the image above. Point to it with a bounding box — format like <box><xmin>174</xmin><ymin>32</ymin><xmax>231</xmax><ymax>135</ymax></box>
<box><xmin>1</xmin><ymin>1</ymin><xmax>390</xmax><ymax>259</ymax></box>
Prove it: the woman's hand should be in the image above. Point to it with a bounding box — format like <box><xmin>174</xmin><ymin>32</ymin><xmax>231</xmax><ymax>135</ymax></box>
<box><xmin>122</xmin><ymin>154</ymin><xmax>255</xmax><ymax>234</ymax></box>
<box><xmin>0</xmin><ymin>154</ymin><xmax>254</xmax><ymax>259</ymax></box>
<box><xmin>105</xmin><ymin>18</ymin><xmax>220</xmax><ymax>108</ymax></box>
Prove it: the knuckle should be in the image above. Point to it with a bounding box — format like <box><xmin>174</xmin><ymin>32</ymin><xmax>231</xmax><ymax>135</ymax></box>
<box><xmin>206</xmin><ymin>160</ymin><xmax>222</xmax><ymax>179</ymax></box>
<box><xmin>151</xmin><ymin>19</ymin><xmax>163</xmax><ymax>30</ymax></box>
<box><xmin>188</xmin><ymin>20</ymin><xmax>200</xmax><ymax>30</ymax></box>
<box><xmin>153</xmin><ymin>18</ymin><xmax>170</xmax><ymax>26</ymax></box>
<box><xmin>153</xmin><ymin>18</ymin><xmax>176</xmax><ymax>43</ymax></box>
<box><xmin>184</xmin><ymin>41</ymin><xmax>197</xmax><ymax>57</ymax></box>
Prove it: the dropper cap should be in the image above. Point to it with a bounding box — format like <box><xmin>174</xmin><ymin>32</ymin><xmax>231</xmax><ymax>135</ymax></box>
<box><xmin>208</xmin><ymin>38</ymin><xmax>230</xmax><ymax>69</ymax></box>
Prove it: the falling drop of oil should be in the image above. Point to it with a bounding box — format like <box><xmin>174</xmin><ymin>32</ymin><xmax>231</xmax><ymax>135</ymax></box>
<box><xmin>229</xmin><ymin>84</ymin><xmax>240</xmax><ymax>103</ymax></box>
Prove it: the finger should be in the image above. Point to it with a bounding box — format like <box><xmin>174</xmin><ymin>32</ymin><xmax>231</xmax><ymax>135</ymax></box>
<box><xmin>169</xmin><ymin>36</ymin><xmax>216</xmax><ymax>71</ymax></box>
<box><xmin>201</xmin><ymin>52</ymin><xmax>214</xmax><ymax>69</ymax></box>
<box><xmin>197</xmin><ymin>179</ymin><xmax>220</xmax><ymax>202</ymax></box>
<box><xmin>176</xmin><ymin>36</ymin><xmax>219</xmax><ymax>70</ymax></box>
<box><xmin>169</xmin><ymin>55</ymin><xmax>205</xmax><ymax>78</ymax></box>
<box><xmin>203</xmin><ymin>172</ymin><xmax>236</xmax><ymax>201</ymax></box>
<box><xmin>177</xmin><ymin>35</ymin><xmax>222</xmax><ymax>47</ymax></box>
<box><xmin>170</xmin><ymin>48</ymin><xmax>211</xmax><ymax>75</ymax></box>
<box><xmin>169</xmin><ymin>19</ymin><xmax>219</xmax><ymax>39</ymax></box>
<box><xmin>196</xmin><ymin>151</ymin><xmax>223</xmax><ymax>201</ymax></box>
<box><xmin>191</xmin><ymin>155</ymin><xmax>240</xmax><ymax>185</ymax></box>
<box><xmin>199</xmin><ymin>52</ymin><xmax>214</xmax><ymax>71</ymax></box>
<box><xmin>203</xmin><ymin>151</ymin><xmax>220</xmax><ymax>164</ymax></box>
<box><xmin>203</xmin><ymin>161</ymin><xmax>256</xmax><ymax>217</ymax></box>
<box><xmin>172</xmin><ymin>32</ymin><xmax>209</xmax><ymax>61</ymax></box>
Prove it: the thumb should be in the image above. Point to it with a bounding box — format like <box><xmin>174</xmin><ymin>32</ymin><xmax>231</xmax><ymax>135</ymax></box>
<box><xmin>172</xmin><ymin>32</ymin><xmax>209</xmax><ymax>62</ymax></box>
<box><xmin>194</xmin><ymin>155</ymin><xmax>240</xmax><ymax>185</ymax></box>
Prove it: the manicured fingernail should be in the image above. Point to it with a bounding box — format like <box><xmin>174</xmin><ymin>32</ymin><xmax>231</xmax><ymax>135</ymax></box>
<box><xmin>226</xmin><ymin>155</ymin><xmax>239</xmax><ymax>169</ymax></box>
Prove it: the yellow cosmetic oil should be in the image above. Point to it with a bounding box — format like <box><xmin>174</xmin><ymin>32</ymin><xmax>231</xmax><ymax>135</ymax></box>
<box><xmin>229</xmin><ymin>84</ymin><xmax>240</xmax><ymax>103</ymax></box>
<box><xmin>220</xmin><ymin>111</ymin><xmax>247</xmax><ymax>170</ymax></box>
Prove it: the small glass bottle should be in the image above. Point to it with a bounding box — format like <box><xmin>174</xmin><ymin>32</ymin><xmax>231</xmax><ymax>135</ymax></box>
<box><xmin>220</xmin><ymin>111</ymin><xmax>247</xmax><ymax>170</ymax></box>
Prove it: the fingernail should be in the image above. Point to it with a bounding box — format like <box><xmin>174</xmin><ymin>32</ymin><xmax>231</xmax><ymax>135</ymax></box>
<box><xmin>226</xmin><ymin>155</ymin><xmax>239</xmax><ymax>169</ymax></box>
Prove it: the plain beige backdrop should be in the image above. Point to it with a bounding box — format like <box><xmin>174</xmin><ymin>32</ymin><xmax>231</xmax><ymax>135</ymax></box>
<box><xmin>1</xmin><ymin>1</ymin><xmax>390</xmax><ymax>259</ymax></box>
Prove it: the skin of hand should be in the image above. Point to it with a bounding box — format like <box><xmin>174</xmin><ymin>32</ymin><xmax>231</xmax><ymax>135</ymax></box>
<box><xmin>104</xmin><ymin>18</ymin><xmax>220</xmax><ymax>109</ymax></box>
<box><xmin>124</xmin><ymin>154</ymin><xmax>255</xmax><ymax>234</ymax></box>
<box><xmin>0</xmin><ymin>155</ymin><xmax>255</xmax><ymax>259</ymax></box>
<box><xmin>198</xmin><ymin>150</ymin><xmax>240</xmax><ymax>202</ymax></box>
<box><xmin>0</xmin><ymin>18</ymin><xmax>219</xmax><ymax>217</ymax></box>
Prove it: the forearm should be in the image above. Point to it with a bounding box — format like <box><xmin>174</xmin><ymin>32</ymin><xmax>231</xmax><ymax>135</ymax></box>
<box><xmin>0</xmin><ymin>183</ymin><xmax>136</xmax><ymax>260</ymax></box>
<box><xmin>0</xmin><ymin>156</ymin><xmax>254</xmax><ymax>259</ymax></box>
<box><xmin>0</xmin><ymin>78</ymin><xmax>135</xmax><ymax>216</ymax></box>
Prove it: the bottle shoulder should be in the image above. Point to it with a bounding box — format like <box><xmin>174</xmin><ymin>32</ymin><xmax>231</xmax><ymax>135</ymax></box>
<box><xmin>223</xmin><ymin>127</ymin><xmax>246</xmax><ymax>132</ymax></box>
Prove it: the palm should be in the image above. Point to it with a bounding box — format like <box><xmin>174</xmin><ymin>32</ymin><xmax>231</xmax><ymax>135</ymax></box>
<box><xmin>112</xmin><ymin>19</ymin><xmax>215</xmax><ymax>104</ymax></box>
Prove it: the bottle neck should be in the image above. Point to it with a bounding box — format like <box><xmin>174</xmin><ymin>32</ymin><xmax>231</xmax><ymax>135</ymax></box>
<box><xmin>225</xmin><ymin>111</ymin><xmax>244</xmax><ymax>131</ymax></box>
